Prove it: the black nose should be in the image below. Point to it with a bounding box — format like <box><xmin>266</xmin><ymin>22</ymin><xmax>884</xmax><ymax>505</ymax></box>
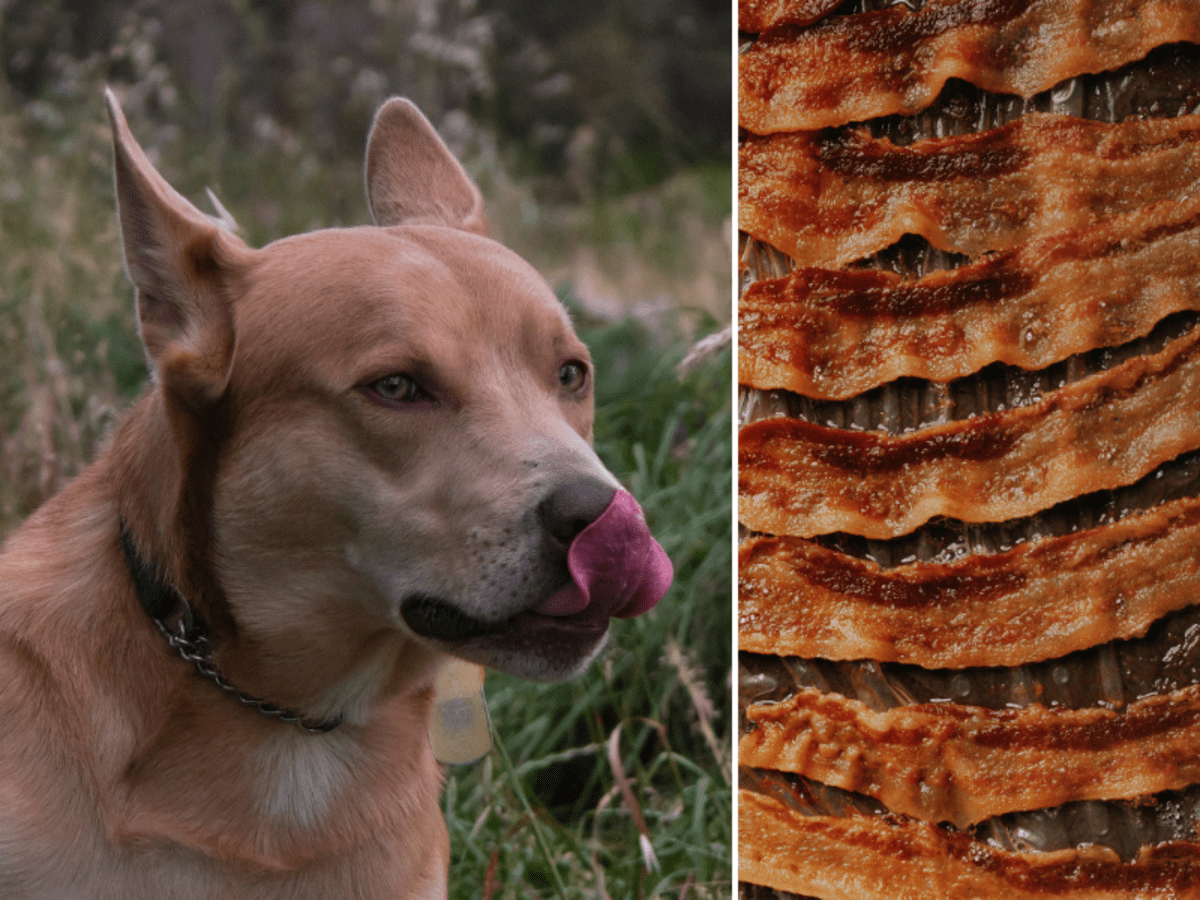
<box><xmin>538</xmin><ymin>477</ymin><xmax>617</xmax><ymax>546</ymax></box>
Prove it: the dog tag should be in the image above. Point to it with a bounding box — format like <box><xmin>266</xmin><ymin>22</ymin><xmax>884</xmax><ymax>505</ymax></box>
<box><xmin>430</xmin><ymin>659</ymin><xmax>492</xmax><ymax>766</ymax></box>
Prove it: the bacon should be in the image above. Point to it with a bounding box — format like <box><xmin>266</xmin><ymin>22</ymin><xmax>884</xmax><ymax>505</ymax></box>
<box><xmin>740</xmin><ymin>790</ymin><xmax>1200</xmax><ymax>899</ymax></box>
<box><xmin>739</xmin><ymin>493</ymin><xmax>1200</xmax><ymax>668</ymax></box>
<box><xmin>739</xmin><ymin>199</ymin><xmax>1200</xmax><ymax>400</ymax></box>
<box><xmin>738</xmin><ymin>113</ymin><xmax>1200</xmax><ymax>269</ymax></box>
<box><xmin>739</xmin><ymin>0</ymin><xmax>1200</xmax><ymax>133</ymax></box>
<box><xmin>739</xmin><ymin>0</ymin><xmax>841</xmax><ymax>33</ymax></box>
<box><xmin>739</xmin><ymin>326</ymin><xmax>1200</xmax><ymax>539</ymax></box>
<box><xmin>741</xmin><ymin>682</ymin><xmax>1200</xmax><ymax>827</ymax></box>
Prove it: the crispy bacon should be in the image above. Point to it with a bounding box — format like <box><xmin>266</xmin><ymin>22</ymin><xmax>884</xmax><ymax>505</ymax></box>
<box><xmin>739</xmin><ymin>199</ymin><xmax>1200</xmax><ymax>400</ymax></box>
<box><xmin>739</xmin><ymin>0</ymin><xmax>841</xmax><ymax>33</ymax></box>
<box><xmin>739</xmin><ymin>113</ymin><xmax>1200</xmax><ymax>269</ymax></box>
<box><xmin>740</xmin><ymin>790</ymin><xmax>1200</xmax><ymax>899</ymax></box>
<box><xmin>741</xmin><ymin>682</ymin><xmax>1200</xmax><ymax>827</ymax></box>
<box><xmin>739</xmin><ymin>0</ymin><xmax>1200</xmax><ymax>133</ymax></box>
<box><xmin>739</xmin><ymin>326</ymin><xmax>1200</xmax><ymax>539</ymax></box>
<box><xmin>739</xmin><ymin>493</ymin><xmax>1200</xmax><ymax>668</ymax></box>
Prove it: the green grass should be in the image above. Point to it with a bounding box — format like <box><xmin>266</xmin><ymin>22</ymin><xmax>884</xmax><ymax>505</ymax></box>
<box><xmin>444</xmin><ymin>311</ymin><xmax>731</xmax><ymax>898</ymax></box>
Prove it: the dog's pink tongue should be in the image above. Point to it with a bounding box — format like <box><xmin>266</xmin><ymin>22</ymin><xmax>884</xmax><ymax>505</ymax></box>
<box><xmin>534</xmin><ymin>489</ymin><xmax>672</xmax><ymax>620</ymax></box>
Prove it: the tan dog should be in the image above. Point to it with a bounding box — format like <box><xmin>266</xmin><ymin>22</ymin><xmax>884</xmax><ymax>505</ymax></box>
<box><xmin>0</xmin><ymin>92</ymin><xmax>670</xmax><ymax>898</ymax></box>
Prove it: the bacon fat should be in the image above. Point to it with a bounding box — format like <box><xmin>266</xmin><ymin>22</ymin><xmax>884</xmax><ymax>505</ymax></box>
<box><xmin>740</xmin><ymin>790</ymin><xmax>1200</xmax><ymax>899</ymax></box>
<box><xmin>739</xmin><ymin>199</ymin><xmax>1200</xmax><ymax>399</ymax></box>
<box><xmin>739</xmin><ymin>113</ymin><xmax>1200</xmax><ymax>269</ymax></box>
<box><xmin>739</xmin><ymin>326</ymin><xmax>1200</xmax><ymax>539</ymax></box>
<box><xmin>739</xmin><ymin>0</ymin><xmax>1200</xmax><ymax>133</ymax></box>
<box><xmin>739</xmin><ymin>493</ymin><xmax>1200</xmax><ymax>668</ymax></box>
<box><xmin>739</xmin><ymin>0</ymin><xmax>841</xmax><ymax>32</ymax></box>
<box><xmin>741</xmin><ymin>682</ymin><xmax>1200</xmax><ymax>827</ymax></box>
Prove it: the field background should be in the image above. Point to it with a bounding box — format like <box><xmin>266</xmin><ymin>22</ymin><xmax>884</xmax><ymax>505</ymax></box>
<box><xmin>0</xmin><ymin>1</ymin><xmax>732</xmax><ymax>897</ymax></box>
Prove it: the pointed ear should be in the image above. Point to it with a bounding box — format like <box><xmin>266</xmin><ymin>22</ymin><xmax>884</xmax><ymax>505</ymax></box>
<box><xmin>105</xmin><ymin>88</ymin><xmax>249</xmax><ymax>408</ymax></box>
<box><xmin>365</xmin><ymin>98</ymin><xmax>487</xmax><ymax>235</ymax></box>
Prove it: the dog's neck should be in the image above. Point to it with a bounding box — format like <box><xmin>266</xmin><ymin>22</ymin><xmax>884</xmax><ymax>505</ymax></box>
<box><xmin>0</xmin><ymin>398</ymin><xmax>448</xmax><ymax>878</ymax></box>
<box><xmin>108</xmin><ymin>389</ymin><xmax>440</xmax><ymax>732</ymax></box>
<box><xmin>118</xmin><ymin>520</ymin><xmax>343</xmax><ymax>733</ymax></box>
<box><xmin>112</xmin><ymin>388</ymin><xmax>234</xmax><ymax>637</ymax></box>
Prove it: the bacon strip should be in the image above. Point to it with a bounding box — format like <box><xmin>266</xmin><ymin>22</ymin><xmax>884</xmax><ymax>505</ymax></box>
<box><xmin>739</xmin><ymin>326</ymin><xmax>1200</xmax><ymax>539</ymax></box>
<box><xmin>740</xmin><ymin>790</ymin><xmax>1200</xmax><ymax>899</ymax></box>
<box><xmin>739</xmin><ymin>0</ymin><xmax>1200</xmax><ymax>133</ymax></box>
<box><xmin>739</xmin><ymin>0</ymin><xmax>841</xmax><ymax>33</ymax></box>
<box><xmin>739</xmin><ymin>113</ymin><xmax>1200</xmax><ymax>269</ymax></box>
<box><xmin>739</xmin><ymin>199</ymin><xmax>1200</xmax><ymax>399</ymax></box>
<box><xmin>741</xmin><ymin>682</ymin><xmax>1200</xmax><ymax>827</ymax></box>
<box><xmin>739</xmin><ymin>494</ymin><xmax>1200</xmax><ymax>668</ymax></box>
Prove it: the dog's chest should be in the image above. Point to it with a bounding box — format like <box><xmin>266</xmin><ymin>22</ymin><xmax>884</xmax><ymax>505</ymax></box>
<box><xmin>252</xmin><ymin>733</ymin><xmax>352</xmax><ymax>827</ymax></box>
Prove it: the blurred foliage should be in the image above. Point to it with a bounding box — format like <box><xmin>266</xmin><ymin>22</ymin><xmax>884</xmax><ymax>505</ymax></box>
<box><xmin>0</xmin><ymin>69</ymin><xmax>134</xmax><ymax>527</ymax></box>
<box><xmin>2</xmin><ymin>0</ymin><xmax>730</xmax><ymax>202</ymax></box>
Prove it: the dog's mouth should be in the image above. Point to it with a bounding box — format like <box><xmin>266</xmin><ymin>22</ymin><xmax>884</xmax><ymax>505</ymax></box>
<box><xmin>401</xmin><ymin>594</ymin><xmax>479</xmax><ymax>642</ymax></box>
<box><xmin>400</xmin><ymin>590</ymin><xmax>611</xmax><ymax>681</ymax></box>
<box><xmin>400</xmin><ymin>590</ymin><xmax>616</xmax><ymax>643</ymax></box>
<box><xmin>400</xmin><ymin>489</ymin><xmax>673</xmax><ymax>681</ymax></box>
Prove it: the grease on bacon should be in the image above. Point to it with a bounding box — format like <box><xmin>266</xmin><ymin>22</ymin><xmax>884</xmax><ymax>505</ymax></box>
<box><xmin>739</xmin><ymin>199</ymin><xmax>1200</xmax><ymax>400</ymax></box>
<box><xmin>739</xmin><ymin>113</ymin><xmax>1200</xmax><ymax>269</ymax></box>
<box><xmin>738</xmin><ymin>0</ymin><xmax>841</xmax><ymax>33</ymax></box>
<box><xmin>739</xmin><ymin>326</ymin><xmax>1200</xmax><ymax>539</ymax></box>
<box><xmin>739</xmin><ymin>493</ymin><xmax>1200</xmax><ymax>668</ymax></box>
<box><xmin>739</xmin><ymin>0</ymin><xmax>1200</xmax><ymax>133</ymax></box>
<box><xmin>740</xmin><ymin>790</ymin><xmax>1200</xmax><ymax>900</ymax></box>
<box><xmin>741</xmin><ymin>682</ymin><xmax>1200</xmax><ymax>827</ymax></box>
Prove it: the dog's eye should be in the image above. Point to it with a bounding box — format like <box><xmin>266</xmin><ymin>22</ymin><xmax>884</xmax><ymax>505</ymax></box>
<box><xmin>558</xmin><ymin>360</ymin><xmax>588</xmax><ymax>392</ymax></box>
<box><xmin>372</xmin><ymin>374</ymin><xmax>423</xmax><ymax>402</ymax></box>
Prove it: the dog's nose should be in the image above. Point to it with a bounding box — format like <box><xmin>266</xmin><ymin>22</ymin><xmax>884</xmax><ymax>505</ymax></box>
<box><xmin>538</xmin><ymin>478</ymin><xmax>618</xmax><ymax>545</ymax></box>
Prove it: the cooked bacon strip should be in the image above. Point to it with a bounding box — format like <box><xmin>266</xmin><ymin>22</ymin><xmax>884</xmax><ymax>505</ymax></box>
<box><xmin>739</xmin><ymin>0</ymin><xmax>1200</xmax><ymax>133</ymax></box>
<box><xmin>739</xmin><ymin>493</ymin><xmax>1200</xmax><ymax>667</ymax></box>
<box><xmin>740</xmin><ymin>790</ymin><xmax>1200</xmax><ymax>899</ymax></box>
<box><xmin>739</xmin><ymin>113</ymin><xmax>1200</xmax><ymax>269</ymax></box>
<box><xmin>739</xmin><ymin>199</ymin><xmax>1200</xmax><ymax>399</ymax></box>
<box><xmin>739</xmin><ymin>0</ymin><xmax>841</xmax><ymax>32</ymax></box>
<box><xmin>739</xmin><ymin>326</ymin><xmax>1200</xmax><ymax>539</ymax></box>
<box><xmin>741</xmin><ymin>682</ymin><xmax>1200</xmax><ymax>827</ymax></box>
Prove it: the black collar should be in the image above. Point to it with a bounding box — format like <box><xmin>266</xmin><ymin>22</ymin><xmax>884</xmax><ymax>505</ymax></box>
<box><xmin>119</xmin><ymin>521</ymin><xmax>341</xmax><ymax>733</ymax></box>
<box><xmin>119</xmin><ymin>520</ymin><xmax>179</xmax><ymax>621</ymax></box>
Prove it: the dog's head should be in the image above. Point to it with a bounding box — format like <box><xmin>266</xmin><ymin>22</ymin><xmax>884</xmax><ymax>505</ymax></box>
<box><xmin>105</xmin><ymin>91</ymin><xmax>670</xmax><ymax>697</ymax></box>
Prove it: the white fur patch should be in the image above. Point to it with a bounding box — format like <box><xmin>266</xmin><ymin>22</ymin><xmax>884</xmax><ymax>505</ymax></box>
<box><xmin>253</xmin><ymin>732</ymin><xmax>355</xmax><ymax>828</ymax></box>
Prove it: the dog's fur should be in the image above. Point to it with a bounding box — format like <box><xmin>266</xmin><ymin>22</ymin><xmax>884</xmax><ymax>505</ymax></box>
<box><xmin>0</xmin><ymin>93</ymin><xmax>632</xmax><ymax>898</ymax></box>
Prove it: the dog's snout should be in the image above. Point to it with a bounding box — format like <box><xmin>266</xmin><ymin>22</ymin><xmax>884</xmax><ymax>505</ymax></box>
<box><xmin>538</xmin><ymin>478</ymin><xmax>617</xmax><ymax>546</ymax></box>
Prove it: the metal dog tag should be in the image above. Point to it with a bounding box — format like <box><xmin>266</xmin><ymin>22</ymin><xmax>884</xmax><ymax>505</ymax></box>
<box><xmin>430</xmin><ymin>659</ymin><xmax>492</xmax><ymax>766</ymax></box>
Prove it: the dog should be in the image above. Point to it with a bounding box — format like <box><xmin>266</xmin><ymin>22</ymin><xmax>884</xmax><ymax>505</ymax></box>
<box><xmin>0</xmin><ymin>90</ymin><xmax>671</xmax><ymax>898</ymax></box>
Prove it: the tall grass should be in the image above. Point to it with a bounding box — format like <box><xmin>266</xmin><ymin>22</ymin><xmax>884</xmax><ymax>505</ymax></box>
<box><xmin>0</xmin><ymin>81</ymin><xmax>139</xmax><ymax>530</ymax></box>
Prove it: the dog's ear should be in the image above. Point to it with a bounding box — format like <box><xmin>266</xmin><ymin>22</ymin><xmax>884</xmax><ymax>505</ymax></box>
<box><xmin>365</xmin><ymin>98</ymin><xmax>488</xmax><ymax>236</ymax></box>
<box><xmin>105</xmin><ymin>88</ymin><xmax>249</xmax><ymax>408</ymax></box>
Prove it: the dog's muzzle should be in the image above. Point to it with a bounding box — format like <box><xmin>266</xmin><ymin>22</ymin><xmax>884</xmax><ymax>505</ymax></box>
<box><xmin>400</xmin><ymin>483</ymin><xmax>672</xmax><ymax>643</ymax></box>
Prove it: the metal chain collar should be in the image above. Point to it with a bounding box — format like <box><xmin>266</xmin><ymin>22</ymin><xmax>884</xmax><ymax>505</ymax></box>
<box><xmin>119</xmin><ymin>521</ymin><xmax>341</xmax><ymax>735</ymax></box>
<box><xmin>153</xmin><ymin>601</ymin><xmax>342</xmax><ymax>734</ymax></box>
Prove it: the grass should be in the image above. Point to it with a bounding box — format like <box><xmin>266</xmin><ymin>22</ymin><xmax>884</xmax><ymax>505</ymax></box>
<box><xmin>1</xmin><ymin>58</ymin><xmax>732</xmax><ymax>900</ymax></box>
<box><xmin>0</xmin><ymin>87</ymin><xmax>138</xmax><ymax>529</ymax></box>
